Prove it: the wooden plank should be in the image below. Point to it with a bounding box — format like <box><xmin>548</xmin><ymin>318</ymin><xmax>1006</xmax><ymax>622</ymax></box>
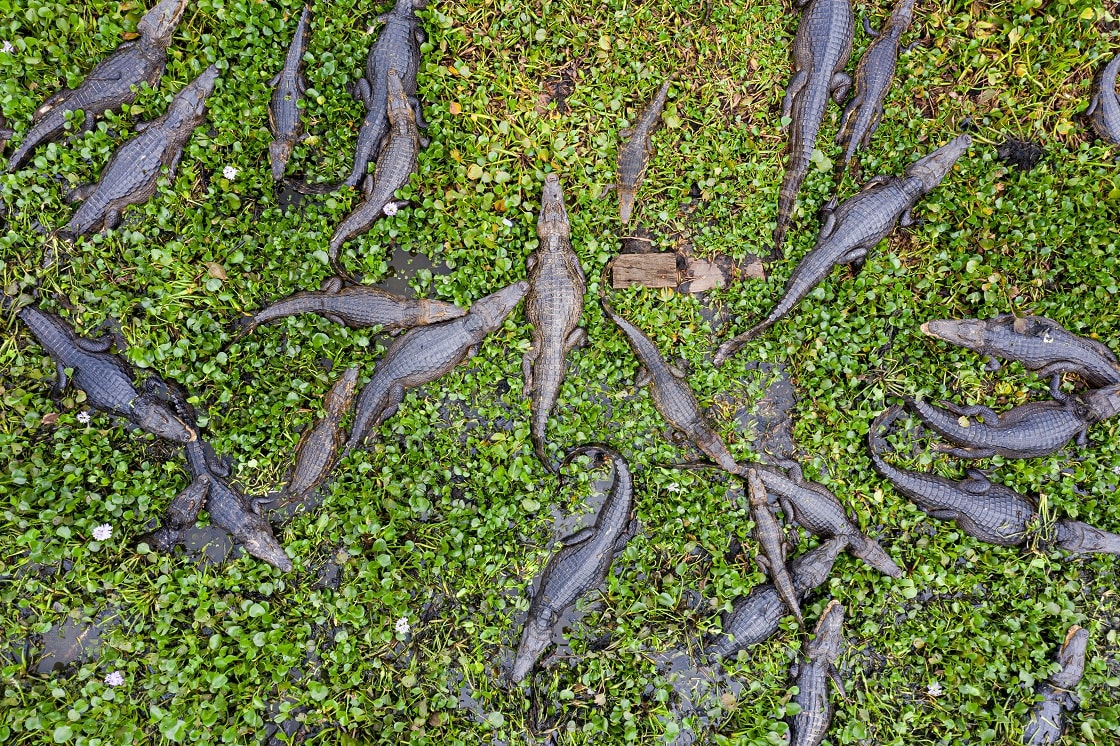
<box><xmin>611</xmin><ymin>253</ymin><xmax>678</xmax><ymax>289</ymax></box>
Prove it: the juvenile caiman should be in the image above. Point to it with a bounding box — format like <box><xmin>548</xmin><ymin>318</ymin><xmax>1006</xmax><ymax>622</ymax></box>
<box><xmin>745</xmin><ymin>468</ymin><xmax>803</xmax><ymax>630</ymax></box>
<box><xmin>344</xmin><ymin>0</ymin><xmax>426</xmax><ymax>188</ymax></box>
<box><xmin>343</xmin><ymin>280</ymin><xmax>528</xmax><ymax>453</ymax></box>
<box><xmin>772</xmin><ymin>0</ymin><xmax>853</xmax><ymax>255</ymax></box>
<box><xmin>717</xmin><ymin>135</ymin><xmax>970</xmax><ymax>364</ymax></box>
<box><xmin>7</xmin><ymin>0</ymin><xmax>189</xmax><ymax>172</ymax></box>
<box><xmin>140</xmin><ymin>474</ymin><xmax>210</xmax><ymax>553</ymax></box>
<box><xmin>609</xmin><ymin>80</ymin><xmax>670</xmax><ymax>224</ymax></box>
<box><xmin>524</xmin><ymin>174</ymin><xmax>586</xmax><ymax>472</ymax></box>
<box><xmin>510</xmin><ymin>445</ymin><xmax>634</xmax><ymax>683</ymax></box>
<box><xmin>64</xmin><ymin>65</ymin><xmax>218</xmax><ymax>239</ymax></box>
<box><xmin>1023</xmin><ymin>626</ymin><xmax>1089</xmax><ymax>744</ymax></box>
<box><xmin>268</xmin><ymin>5</ymin><xmax>311</xmax><ymax>182</ymax></box>
<box><xmin>1086</xmin><ymin>53</ymin><xmax>1120</xmax><ymax>145</ymax></box>
<box><xmin>921</xmin><ymin>315</ymin><xmax>1120</xmax><ymax>390</ymax></box>
<box><xmin>329</xmin><ymin>70</ymin><xmax>421</xmax><ymax>279</ymax></box>
<box><xmin>788</xmin><ymin>599</ymin><xmax>846</xmax><ymax>746</ymax></box>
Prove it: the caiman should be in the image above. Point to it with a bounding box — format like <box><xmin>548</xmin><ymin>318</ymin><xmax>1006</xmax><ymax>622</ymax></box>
<box><xmin>329</xmin><ymin>69</ymin><xmax>422</xmax><ymax>279</ymax></box>
<box><xmin>343</xmin><ymin>280</ymin><xmax>528</xmax><ymax>452</ymax></box>
<box><xmin>772</xmin><ymin>0</ymin><xmax>853</xmax><ymax>255</ymax></box>
<box><xmin>268</xmin><ymin>5</ymin><xmax>311</xmax><ymax>182</ymax></box>
<box><xmin>6</xmin><ymin>0</ymin><xmax>189</xmax><ymax>172</ymax></box>
<box><xmin>0</xmin><ymin>113</ymin><xmax>12</xmax><ymax>153</ymax></box>
<box><xmin>788</xmin><ymin>600</ymin><xmax>846</xmax><ymax>746</ymax></box>
<box><xmin>64</xmin><ymin>65</ymin><xmax>218</xmax><ymax>239</ymax></box>
<box><xmin>1086</xmin><ymin>53</ymin><xmax>1120</xmax><ymax>145</ymax></box>
<box><xmin>705</xmin><ymin>537</ymin><xmax>846</xmax><ymax>660</ymax></box>
<box><xmin>1023</xmin><ymin>626</ymin><xmax>1089</xmax><ymax>745</ymax></box>
<box><xmin>717</xmin><ymin>135</ymin><xmax>970</xmax><ymax>364</ymax></box>
<box><xmin>835</xmin><ymin>0</ymin><xmax>916</xmax><ymax>178</ymax></box>
<box><xmin>745</xmin><ymin>467</ymin><xmax>804</xmax><ymax>630</ymax></box>
<box><xmin>140</xmin><ymin>474</ymin><xmax>210</xmax><ymax>553</ymax></box>
<box><xmin>510</xmin><ymin>445</ymin><xmax>634</xmax><ymax>683</ymax></box>
<box><xmin>608</xmin><ymin>80</ymin><xmax>670</xmax><ymax>224</ymax></box>
<box><xmin>344</xmin><ymin>0</ymin><xmax>426</xmax><ymax>189</ymax></box>
<box><xmin>235</xmin><ymin>280</ymin><xmax>464</xmax><ymax>339</ymax></box>
<box><xmin>524</xmin><ymin>174</ymin><xmax>586</xmax><ymax>472</ymax></box>
<box><xmin>921</xmin><ymin>314</ymin><xmax>1120</xmax><ymax>390</ymax></box>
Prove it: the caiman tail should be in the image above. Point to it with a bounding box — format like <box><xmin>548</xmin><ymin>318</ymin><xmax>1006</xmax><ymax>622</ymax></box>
<box><xmin>530</xmin><ymin>348</ymin><xmax>567</xmax><ymax>473</ymax></box>
<box><xmin>713</xmin><ymin>304</ymin><xmax>788</xmax><ymax>365</ymax></box>
<box><xmin>867</xmin><ymin>404</ymin><xmax>907</xmax><ymax>472</ymax></box>
<box><xmin>772</xmin><ymin>142</ymin><xmax>812</xmax><ymax>258</ymax></box>
<box><xmin>559</xmin><ymin>443</ymin><xmax>622</xmax><ymax>470</ymax></box>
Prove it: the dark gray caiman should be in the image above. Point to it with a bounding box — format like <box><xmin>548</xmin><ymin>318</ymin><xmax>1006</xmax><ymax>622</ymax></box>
<box><xmin>329</xmin><ymin>70</ymin><xmax>422</xmax><ymax>279</ymax></box>
<box><xmin>235</xmin><ymin>280</ymin><xmax>464</xmax><ymax>339</ymax></box>
<box><xmin>717</xmin><ymin>134</ymin><xmax>970</xmax><ymax>364</ymax></box>
<box><xmin>64</xmin><ymin>65</ymin><xmax>217</xmax><ymax>238</ymax></box>
<box><xmin>268</xmin><ymin>5</ymin><xmax>311</xmax><ymax>182</ymax></box>
<box><xmin>524</xmin><ymin>174</ymin><xmax>586</xmax><ymax>471</ymax></box>
<box><xmin>343</xmin><ymin>280</ymin><xmax>528</xmax><ymax>453</ymax></box>
<box><xmin>788</xmin><ymin>599</ymin><xmax>846</xmax><ymax>746</ymax></box>
<box><xmin>1086</xmin><ymin>53</ymin><xmax>1120</xmax><ymax>145</ymax></box>
<box><xmin>772</xmin><ymin>0</ymin><xmax>853</xmax><ymax>255</ymax></box>
<box><xmin>140</xmin><ymin>473</ymin><xmax>211</xmax><ymax>553</ymax></box>
<box><xmin>705</xmin><ymin>537</ymin><xmax>846</xmax><ymax>660</ymax></box>
<box><xmin>745</xmin><ymin>468</ymin><xmax>804</xmax><ymax>630</ymax></box>
<box><xmin>6</xmin><ymin>0</ymin><xmax>189</xmax><ymax>172</ymax></box>
<box><xmin>608</xmin><ymin>80</ymin><xmax>670</xmax><ymax>224</ymax></box>
<box><xmin>344</xmin><ymin>0</ymin><xmax>426</xmax><ymax>189</ymax></box>
<box><xmin>0</xmin><ymin>113</ymin><xmax>12</xmax><ymax>154</ymax></box>
<box><xmin>510</xmin><ymin>445</ymin><xmax>635</xmax><ymax>682</ymax></box>
<box><xmin>922</xmin><ymin>315</ymin><xmax>1120</xmax><ymax>390</ymax></box>
<box><xmin>1023</xmin><ymin>626</ymin><xmax>1089</xmax><ymax>745</ymax></box>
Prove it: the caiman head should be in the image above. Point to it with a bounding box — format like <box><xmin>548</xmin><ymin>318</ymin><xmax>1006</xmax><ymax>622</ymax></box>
<box><xmin>1052</xmin><ymin>625</ymin><xmax>1089</xmax><ymax>687</ymax></box>
<box><xmin>510</xmin><ymin>616</ymin><xmax>552</xmax><ymax>683</ymax></box>
<box><xmin>323</xmin><ymin>367</ymin><xmax>360</xmax><ymax>418</ymax></box>
<box><xmin>920</xmin><ymin>318</ymin><xmax>988</xmax><ymax>350</ymax></box>
<box><xmin>904</xmin><ymin>134</ymin><xmax>971</xmax><ymax>194</ymax></box>
<box><xmin>131</xmin><ymin>396</ymin><xmax>196</xmax><ymax>443</ymax></box>
<box><xmin>137</xmin><ymin>0</ymin><xmax>189</xmax><ymax>51</ymax></box>
<box><xmin>537</xmin><ymin>174</ymin><xmax>570</xmax><ymax>240</ymax></box>
<box><xmin>163</xmin><ymin>65</ymin><xmax>219</xmax><ymax>129</ymax></box>
<box><xmin>889</xmin><ymin>0</ymin><xmax>917</xmax><ymax>28</ymax></box>
<box><xmin>805</xmin><ymin>599</ymin><xmax>845</xmax><ymax>659</ymax></box>
<box><xmin>1083</xmin><ymin>382</ymin><xmax>1120</xmax><ymax>422</ymax></box>
<box><xmin>461</xmin><ymin>281</ymin><xmax>529</xmax><ymax>336</ymax></box>
<box><xmin>418</xmin><ymin>298</ymin><xmax>467</xmax><ymax>325</ymax></box>
<box><xmin>269</xmin><ymin>140</ymin><xmax>294</xmax><ymax>182</ymax></box>
<box><xmin>385</xmin><ymin>69</ymin><xmax>415</xmax><ymax>127</ymax></box>
<box><xmin>790</xmin><ymin>536</ymin><xmax>846</xmax><ymax>593</ymax></box>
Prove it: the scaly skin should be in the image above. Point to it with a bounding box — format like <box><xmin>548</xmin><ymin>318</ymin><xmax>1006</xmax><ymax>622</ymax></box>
<box><xmin>510</xmin><ymin>446</ymin><xmax>634</xmax><ymax>682</ymax></box>
<box><xmin>773</xmin><ymin>0</ymin><xmax>853</xmax><ymax>255</ymax></box>
<box><xmin>0</xmin><ymin>113</ymin><xmax>12</xmax><ymax>153</ymax></box>
<box><xmin>65</xmin><ymin>65</ymin><xmax>217</xmax><ymax>238</ymax></box>
<box><xmin>140</xmin><ymin>474</ymin><xmax>210</xmax><ymax>553</ymax></box>
<box><xmin>268</xmin><ymin>5</ymin><xmax>311</xmax><ymax>181</ymax></box>
<box><xmin>745</xmin><ymin>468</ymin><xmax>804</xmax><ymax>630</ymax></box>
<box><xmin>1085</xmin><ymin>54</ymin><xmax>1120</xmax><ymax>145</ymax></box>
<box><xmin>921</xmin><ymin>315</ymin><xmax>1120</xmax><ymax>389</ymax></box>
<box><xmin>1023</xmin><ymin>626</ymin><xmax>1089</xmax><ymax>744</ymax></box>
<box><xmin>344</xmin><ymin>281</ymin><xmax>528</xmax><ymax>452</ymax></box>
<box><xmin>6</xmin><ymin>0</ymin><xmax>189</xmax><ymax>172</ymax></box>
<box><xmin>615</xmin><ymin>80</ymin><xmax>670</xmax><ymax>224</ymax></box>
<box><xmin>524</xmin><ymin>175</ymin><xmax>586</xmax><ymax>472</ymax></box>
<box><xmin>718</xmin><ymin>135</ymin><xmax>970</xmax><ymax>364</ymax></box>
<box><xmin>789</xmin><ymin>600</ymin><xmax>846</xmax><ymax>746</ymax></box>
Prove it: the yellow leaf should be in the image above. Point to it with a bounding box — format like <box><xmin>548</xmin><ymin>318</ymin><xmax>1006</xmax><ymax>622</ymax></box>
<box><xmin>1080</xmin><ymin>6</ymin><xmax>1098</xmax><ymax>19</ymax></box>
<box><xmin>598</xmin><ymin>35</ymin><xmax>611</xmax><ymax>51</ymax></box>
<box><xmin>449</xmin><ymin>101</ymin><xmax>462</xmax><ymax>115</ymax></box>
<box><xmin>466</xmin><ymin>164</ymin><xmax>483</xmax><ymax>180</ymax></box>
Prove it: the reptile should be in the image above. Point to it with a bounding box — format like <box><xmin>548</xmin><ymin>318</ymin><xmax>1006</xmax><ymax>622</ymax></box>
<box><xmin>788</xmin><ymin>600</ymin><xmax>846</xmax><ymax>746</ymax></box>
<box><xmin>1023</xmin><ymin>626</ymin><xmax>1089</xmax><ymax>744</ymax></box>
<box><xmin>64</xmin><ymin>65</ymin><xmax>217</xmax><ymax>238</ymax></box>
<box><xmin>7</xmin><ymin>0</ymin><xmax>189</xmax><ymax>172</ymax></box>
<box><xmin>0</xmin><ymin>113</ymin><xmax>12</xmax><ymax>153</ymax></box>
<box><xmin>745</xmin><ymin>467</ymin><xmax>804</xmax><ymax>630</ymax></box>
<box><xmin>268</xmin><ymin>5</ymin><xmax>311</xmax><ymax>182</ymax></box>
<box><xmin>524</xmin><ymin>174</ymin><xmax>586</xmax><ymax>472</ymax></box>
<box><xmin>343</xmin><ymin>280</ymin><xmax>528</xmax><ymax>453</ymax></box>
<box><xmin>510</xmin><ymin>445</ymin><xmax>634</xmax><ymax>683</ymax></box>
<box><xmin>606</xmin><ymin>80</ymin><xmax>670</xmax><ymax>224</ymax></box>
<box><xmin>139</xmin><ymin>474</ymin><xmax>211</xmax><ymax>553</ymax></box>
<box><xmin>717</xmin><ymin>135</ymin><xmax>970</xmax><ymax>364</ymax></box>
<box><xmin>1086</xmin><ymin>53</ymin><xmax>1120</xmax><ymax>145</ymax></box>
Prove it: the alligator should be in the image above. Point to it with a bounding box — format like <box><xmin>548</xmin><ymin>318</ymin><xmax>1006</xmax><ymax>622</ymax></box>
<box><xmin>921</xmin><ymin>315</ymin><xmax>1120</xmax><ymax>390</ymax></box>
<box><xmin>705</xmin><ymin>537</ymin><xmax>846</xmax><ymax>660</ymax></box>
<box><xmin>835</xmin><ymin>0</ymin><xmax>916</xmax><ymax>178</ymax></box>
<box><xmin>606</xmin><ymin>80</ymin><xmax>670</xmax><ymax>224</ymax></box>
<box><xmin>906</xmin><ymin>383</ymin><xmax>1120</xmax><ymax>460</ymax></box>
<box><xmin>343</xmin><ymin>0</ymin><xmax>427</xmax><ymax>189</ymax></box>
<box><xmin>1086</xmin><ymin>53</ymin><xmax>1120</xmax><ymax>145</ymax></box>
<box><xmin>510</xmin><ymin>445</ymin><xmax>634</xmax><ymax>682</ymax></box>
<box><xmin>329</xmin><ymin>69</ymin><xmax>422</xmax><ymax>279</ymax></box>
<box><xmin>745</xmin><ymin>467</ymin><xmax>803</xmax><ymax>630</ymax></box>
<box><xmin>788</xmin><ymin>600</ymin><xmax>846</xmax><ymax>746</ymax></box>
<box><xmin>717</xmin><ymin>135</ymin><xmax>970</xmax><ymax>364</ymax></box>
<box><xmin>1023</xmin><ymin>626</ymin><xmax>1089</xmax><ymax>745</ymax></box>
<box><xmin>524</xmin><ymin>174</ymin><xmax>586</xmax><ymax>471</ymax></box>
<box><xmin>268</xmin><ymin>5</ymin><xmax>311</xmax><ymax>182</ymax></box>
<box><xmin>6</xmin><ymin>0</ymin><xmax>189</xmax><ymax>172</ymax></box>
<box><xmin>772</xmin><ymin>0</ymin><xmax>853</xmax><ymax>256</ymax></box>
<box><xmin>235</xmin><ymin>279</ymin><xmax>465</xmax><ymax>339</ymax></box>
<box><xmin>343</xmin><ymin>280</ymin><xmax>528</xmax><ymax>452</ymax></box>
<box><xmin>140</xmin><ymin>474</ymin><xmax>211</xmax><ymax>553</ymax></box>
<box><xmin>64</xmin><ymin>65</ymin><xmax>218</xmax><ymax>239</ymax></box>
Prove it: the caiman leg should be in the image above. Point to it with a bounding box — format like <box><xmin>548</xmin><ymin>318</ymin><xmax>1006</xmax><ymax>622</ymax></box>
<box><xmin>938</xmin><ymin>400</ymin><xmax>1001</xmax><ymax>423</ymax></box>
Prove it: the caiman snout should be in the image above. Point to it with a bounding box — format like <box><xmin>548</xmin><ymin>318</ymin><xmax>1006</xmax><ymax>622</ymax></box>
<box><xmin>1085</xmin><ymin>382</ymin><xmax>1120</xmax><ymax>421</ymax></box>
<box><xmin>243</xmin><ymin>529</ymin><xmax>294</xmax><ymax>572</ymax></box>
<box><xmin>538</xmin><ymin>174</ymin><xmax>569</xmax><ymax>228</ymax></box>
<box><xmin>464</xmin><ymin>281</ymin><xmax>528</xmax><ymax>332</ymax></box>
<box><xmin>920</xmin><ymin>318</ymin><xmax>986</xmax><ymax>348</ymax></box>
<box><xmin>510</xmin><ymin>617</ymin><xmax>552</xmax><ymax>683</ymax></box>
<box><xmin>138</xmin><ymin>0</ymin><xmax>190</xmax><ymax>45</ymax></box>
<box><xmin>132</xmin><ymin>397</ymin><xmax>196</xmax><ymax>443</ymax></box>
<box><xmin>905</xmin><ymin>134</ymin><xmax>971</xmax><ymax>193</ymax></box>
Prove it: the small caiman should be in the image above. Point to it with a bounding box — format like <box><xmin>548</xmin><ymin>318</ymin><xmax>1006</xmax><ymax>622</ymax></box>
<box><xmin>772</xmin><ymin>0</ymin><xmax>853</xmax><ymax>255</ymax></box>
<box><xmin>510</xmin><ymin>445</ymin><xmax>634</xmax><ymax>683</ymax></box>
<box><xmin>524</xmin><ymin>174</ymin><xmax>586</xmax><ymax>471</ymax></box>
<box><xmin>745</xmin><ymin>467</ymin><xmax>803</xmax><ymax>630</ymax></box>
<box><xmin>7</xmin><ymin>0</ymin><xmax>189</xmax><ymax>172</ymax></box>
<box><xmin>268</xmin><ymin>5</ymin><xmax>311</xmax><ymax>182</ymax></box>
<box><xmin>65</xmin><ymin>65</ymin><xmax>218</xmax><ymax>238</ymax></box>
<box><xmin>0</xmin><ymin>113</ymin><xmax>12</xmax><ymax>153</ymax></box>
<box><xmin>344</xmin><ymin>0</ymin><xmax>427</xmax><ymax>189</ymax></box>
<box><xmin>921</xmin><ymin>314</ymin><xmax>1120</xmax><ymax>390</ymax></box>
<box><xmin>1086</xmin><ymin>54</ymin><xmax>1120</xmax><ymax>146</ymax></box>
<box><xmin>329</xmin><ymin>69</ymin><xmax>421</xmax><ymax>278</ymax></box>
<box><xmin>1023</xmin><ymin>626</ymin><xmax>1089</xmax><ymax>745</ymax></box>
<box><xmin>788</xmin><ymin>599</ymin><xmax>846</xmax><ymax>746</ymax></box>
<box><xmin>140</xmin><ymin>474</ymin><xmax>210</xmax><ymax>553</ymax></box>
<box><xmin>610</xmin><ymin>80</ymin><xmax>670</xmax><ymax>224</ymax></box>
<box><xmin>235</xmin><ymin>280</ymin><xmax>465</xmax><ymax>339</ymax></box>
<box><xmin>705</xmin><ymin>537</ymin><xmax>846</xmax><ymax>660</ymax></box>
<box><xmin>717</xmin><ymin>135</ymin><xmax>970</xmax><ymax>364</ymax></box>
<box><xmin>344</xmin><ymin>280</ymin><xmax>528</xmax><ymax>452</ymax></box>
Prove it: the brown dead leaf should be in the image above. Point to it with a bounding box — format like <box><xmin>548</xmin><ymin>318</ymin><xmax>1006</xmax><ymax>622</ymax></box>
<box><xmin>206</xmin><ymin>262</ymin><xmax>227</xmax><ymax>280</ymax></box>
<box><xmin>449</xmin><ymin>101</ymin><xmax>462</xmax><ymax>115</ymax></box>
<box><xmin>41</xmin><ymin>412</ymin><xmax>59</xmax><ymax>426</ymax></box>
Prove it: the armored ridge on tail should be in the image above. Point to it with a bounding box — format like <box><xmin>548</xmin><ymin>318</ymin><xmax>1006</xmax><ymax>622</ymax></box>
<box><xmin>268</xmin><ymin>5</ymin><xmax>312</xmax><ymax>182</ymax></box>
<box><xmin>613</xmin><ymin>80</ymin><xmax>671</xmax><ymax>224</ymax></box>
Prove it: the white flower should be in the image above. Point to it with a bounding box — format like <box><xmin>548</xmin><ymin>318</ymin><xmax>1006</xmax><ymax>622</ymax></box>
<box><xmin>104</xmin><ymin>671</ymin><xmax>124</xmax><ymax>687</ymax></box>
<box><xmin>383</xmin><ymin>202</ymin><xmax>399</xmax><ymax>217</ymax></box>
<box><xmin>395</xmin><ymin>616</ymin><xmax>410</xmax><ymax>635</ymax></box>
<box><xmin>1</xmin><ymin>41</ymin><xmax>14</xmax><ymax>54</ymax></box>
<box><xmin>92</xmin><ymin>524</ymin><xmax>113</xmax><ymax>541</ymax></box>
<box><xmin>927</xmin><ymin>681</ymin><xmax>943</xmax><ymax>697</ymax></box>
<box><xmin>502</xmin><ymin>218</ymin><xmax>513</xmax><ymax>227</ymax></box>
<box><xmin>222</xmin><ymin>165</ymin><xmax>238</xmax><ymax>180</ymax></box>
<box><xmin>76</xmin><ymin>411</ymin><xmax>91</xmax><ymax>424</ymax></box>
